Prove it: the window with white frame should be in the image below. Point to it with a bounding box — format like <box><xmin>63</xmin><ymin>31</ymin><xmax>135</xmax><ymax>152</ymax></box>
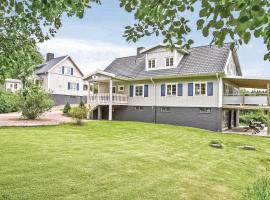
<box><xmin>160</xmin><ymin>107</ymin><xmax>171</xmax><ymax>113</ymax></box>
<box><xmin>118</xmin><ymin>85</ymin><xmax>124</xmax><ymax>92</ymax></box>
<box><xmin>135</xmin><ymin>85</ymin><xmax>143</xmax><ymax>96</ymax></box>
<box><xmin>194</xmin><ymin>82</ymin><xmax>206</xmax><ymax>95</ymax></box>
<box><xmin>166</xmin><ymin>83</ymin><xmax>177</xmax><ymax>96</ymax></box>
<box><xmin>60</xmin><ymin>66</ymin><xmax>72</xmax><ymax>75</ymax></box>
<box><xmin>69</xmin><ymin>82</ymin><xmax>77</xmax><ymax>90</ymax></box>
<box><xmin>165</xmin><ymin>57</ymin><xmax>174</xmax><ymax>67</ymax></box>
<box><xmin>112</xmin><ymin>86</ymin><xmax>116</xmax><ymax>94</ymax></box>
<box><xmin>83</xmin><ymin>84</ymin><xmax>88</xmax><ymax>91</ymax></box>
<box><xmin>148</xmin><ymin>59</ymin><xmax>156</xmax><ymax>69</ymax></box>
<box><xmin>135</xmin><ymin>106</ymin><xmax>143</xmax><ymax>111</ymax></box>
<box><xmin>200</xmin><ymin>108</ymin><xmax>211</xmax><ymax>113</ymax></box>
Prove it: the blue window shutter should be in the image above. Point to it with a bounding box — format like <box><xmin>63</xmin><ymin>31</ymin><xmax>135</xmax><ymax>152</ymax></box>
<box><xmin>129</xmin><ymin>85</ymin><xmax>133</xmax><ymax>97</ymax></box>
<box><xmin>144</xmin><ymin>85</ymin><xmax>148</xmax><ymax>97</ymax></box>
<box><xmin>161</xmin><ymin>84</ymin><xmax>165</xmax><ymax>96</ymax></box>
<box><xmin>207</xmin><ymin>82</ymin><xmax>213</xmax><ymax>96</ymax></box>
<box><xmin>188</xmin><ymin>83</ymin><xmax>193</xmax><ymax>96</ymax></box>
<box><xmin>71</xmin><ymin>68</ymin><xmax>74</xmax><ymax>75</ymax></box>
<box><xmin>177</xmin><ymin>83</ymin><xmax>183</xmax><ymax>96</ymax></box>
<box><xmin>62</xmin><ymin>66</ymin><xmax>64</xmax><ymax>74</ymax></box>
<box><xmin>68</xmin><ymin>82</ymin><xmax>70</xmax><ymax>90</ymax></box>
<box><xmin>77</xmin><ymin>83</ymin><xmax>79</xmax><ymax>91</ymax></box>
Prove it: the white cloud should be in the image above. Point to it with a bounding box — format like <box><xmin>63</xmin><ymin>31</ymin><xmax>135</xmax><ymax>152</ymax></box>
<box><xmin>38</xmin><ymin>38</ymin><xmax>136</xmax><ymax>75</ymax></box>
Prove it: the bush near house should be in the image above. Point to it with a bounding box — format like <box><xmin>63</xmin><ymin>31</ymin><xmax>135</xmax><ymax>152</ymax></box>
<box><xmin>17</xmin><ymin>84</ymin><xmax>53</xmax><ymax>119</ymax></box>
<box><xmin>69</xmin><ymin>105</ymin><xmax>88</xmax><ymax>125</ymax></box>
<box><xmin>240</xmin><ymin>111</ymin><xmax>268</xmax><ymax>125</ymax></box>
<box><xmin>63</xmin><ymin>102</ymin><xmax>71</xmax><ymax>116</ymax></box>
<box><xmin>0</xmin><ymin>89</ymin><xmax>19</xmax><ymax>113</ymax></box>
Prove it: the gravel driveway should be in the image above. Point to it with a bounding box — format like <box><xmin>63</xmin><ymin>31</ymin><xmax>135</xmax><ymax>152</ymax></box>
<box><xmin>0</xmin><ymin>106</ymin><xmax>73</xmax><ymax>127</ymax></box>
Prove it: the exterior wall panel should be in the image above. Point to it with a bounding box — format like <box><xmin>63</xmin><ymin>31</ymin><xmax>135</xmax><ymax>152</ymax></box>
<box><xmin>113</xmin><ymin>106</ymin><xmax>222</xmax><ymax>132</ymax></box>
<box><xmin>52</xmin><ymin>94</ymin><xmax>87</xmax><ymax>106</ymax></box>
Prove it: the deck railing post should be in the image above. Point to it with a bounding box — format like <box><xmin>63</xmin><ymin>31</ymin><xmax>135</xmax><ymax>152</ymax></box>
<box><xmin>267</xmin><ymin>81</ymin><xmax>270</xmax><ymax>136</ymax></box>
<box><xmin>109</xmin><ymin>79</ymin><xmax>113</xmax><ymax>120</ymax></box>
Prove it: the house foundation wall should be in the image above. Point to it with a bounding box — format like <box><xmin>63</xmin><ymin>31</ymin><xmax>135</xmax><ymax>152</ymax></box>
<box><xmin>113</xmin><ymin>106</ymin><xmax>222</xmax><ymax>132</ymax></box>
<box><xmin>52</xmin><ymin>94</ymin><xmax>87</xmax><ymax>106</ymax></box>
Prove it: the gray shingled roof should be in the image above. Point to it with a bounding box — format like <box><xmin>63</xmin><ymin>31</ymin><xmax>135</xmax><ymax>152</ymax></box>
<box><xmin>35</xmin><ymin>56</ymin><xmax>67</xmax><ymax>74</ymax></box>
<box><xmin>104</xmin><ymin>44</ymin><xmax>231</xmax><ymax>79</ymax></box>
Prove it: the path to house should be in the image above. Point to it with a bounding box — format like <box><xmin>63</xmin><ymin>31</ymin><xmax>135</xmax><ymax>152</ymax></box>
<box><xmin>0</xmin><ymin>106</ymin><xmax>73</xmax><ymax>127</ymax></box>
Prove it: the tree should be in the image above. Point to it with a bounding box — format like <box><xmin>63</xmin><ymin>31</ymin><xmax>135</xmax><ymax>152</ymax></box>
<box><xmin>0</xmin><ymin>37</ymin><xmax>44</xmax><ymax>84</ymax></box>
<box><xmin>0</xmin><ymin>0</ymin><xmax>101</xmax><ymax>82</ymax></box>
<box><xmin>17</xmin><ymin>83</ymin><xmax>53</xmax><ymax>119</ymax></box>
<box><xmin>120</xmin><ymin>0</ymin><xmax>270</xmax><ymax>60</ymax></box>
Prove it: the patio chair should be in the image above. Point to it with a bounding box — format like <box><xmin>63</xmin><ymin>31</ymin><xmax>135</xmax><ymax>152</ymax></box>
<box><xmin>243</xmin><ymin>121</ymin><xmax>260</xmax><ymax>134</ymax></box>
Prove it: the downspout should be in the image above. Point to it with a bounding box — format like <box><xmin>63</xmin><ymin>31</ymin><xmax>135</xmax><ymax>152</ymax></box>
<box><xmin>150</xmin><ymin>77</ymin><xmax>156</xmax><ymax>124</ymax></box>
<box><xmin>216</xmin><ymin>73</ymin><xmax>222</xmax><ymax>132</ymax></box>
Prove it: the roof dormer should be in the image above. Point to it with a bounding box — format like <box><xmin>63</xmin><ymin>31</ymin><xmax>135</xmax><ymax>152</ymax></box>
<box><xmin>141</xmin><ymin>44</ymin><xmax>187</xmax><ymax>71</ymax></box>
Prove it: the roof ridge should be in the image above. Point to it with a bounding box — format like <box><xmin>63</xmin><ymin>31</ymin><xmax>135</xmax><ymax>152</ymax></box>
<box><xmin>190</xmin><ymin>43</ymin><xmax>230</xmax><ymax>49</ymax></box>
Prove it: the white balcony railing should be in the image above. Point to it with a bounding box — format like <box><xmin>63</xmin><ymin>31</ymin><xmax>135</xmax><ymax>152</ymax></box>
<box><xmin>223</xmin><ymin>94</ymin><xmax>268</xmax><ymax>105</ymax></box>
<box><xmin>89</xmin><ymin>93</ymin><xmax>128</xmax><ymax>104</ymax></box>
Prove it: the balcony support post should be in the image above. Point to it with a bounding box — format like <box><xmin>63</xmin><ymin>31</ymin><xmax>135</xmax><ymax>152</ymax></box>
<box><xmin>267</xmin><ymin>81</ymin><xmax>270</xmax><ymax>136</ymax></box>
<box><xmin>98</xmin><ymin>106</ymin><xmax>102</xmax><ymax>120</ymax></box>
<box><xmin>109</xmin><ymin>79</ymin><xmax>113</xmax><ymax>120</ymax></box>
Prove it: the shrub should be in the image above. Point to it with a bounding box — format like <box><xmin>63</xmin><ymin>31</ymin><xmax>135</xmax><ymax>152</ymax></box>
<box><xmin>240</xmin><ymin>111</ymin><xmax>268</xmax><ymax>125</ymax></box>
<box><xmin>242</xmin><ymin>176</ymin><xmax>270</xmax><ymax>200</ymax></box>
<box><xmin>0</xmin><ymin>90</ymin><xmax>19</xmax><ymax>113</ymax></box>
<box><xmin>69</xmin><ymin>106</ymin><xmax>88</xmax><ymax>125</ymax></box>
<box><xmin>17</xmin><ymin>84</ymin><xmax>53</xmax><ymax>119</ymax></box>
<box><xmin>63</xmin><ymin>102</ymin><xmax>71</xmax><ymax>116</ymax></box>
<box><xmin>79</xmin><ymin>101</ymin><xmax>86</xmax><ymax>108</ymax></box>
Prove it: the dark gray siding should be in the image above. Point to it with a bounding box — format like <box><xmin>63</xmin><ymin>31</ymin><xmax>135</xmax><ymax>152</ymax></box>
<box><xmin>52</xmin><ymin>94</ymin><xmax>87</xmax><ymax>106</ymax></box>
<box><xmin>113</xmin><ymin>106</ymin><xmax>154</xmax><ymax>123</ymax></box>
<box><xmin>113</xmin><ymin>106</ymin><xmax>222</xmax><ymax>132</ymax></box>
<box><xmin>156</xmin><ymin>107</ymin><xmax>222</xmax><ymax>132</ymax></box>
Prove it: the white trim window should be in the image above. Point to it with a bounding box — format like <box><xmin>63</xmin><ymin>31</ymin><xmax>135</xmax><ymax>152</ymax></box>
<box><xmin>69</xmin><ymin>82</ymin><xmax>77</xmax><ymax>91</ymax></box>
<box><xmin>165</xmin><ymin>57</ymin><xmax>174</xmax><ymax>67</ymax></box>
<box><xmin>135</xmin><ymin>106</ymin><xmax>143</xmax><ymax>111</ymax></box>
<box><xmin>148</xmin><ymin>59</ymin><xmax>156</xmax><ymax>69</ymax></box>
<box><xmin>160</xmin><ymin>107</ymin><xmax>171</xmax><ymax>113</ymax></box>
<box><xmin>194</xmin><ymin>82</ymin><xmax>206</xmax><ymax>96</ymax></box>
<box><xmin>135</xmin><ymin>85</ymin><xmax>143</xmax><ymax>96</ymax></box>
<box><xmin>166</xmin><ymin>83</ymin><xmax>177</xmax><ymax>96</ymax></box>
<box><xmin>112</xmin><ymin>86</ymin><xmax>116</xmax><ymax>94</ymax></box>
<box><xmin>60</xmin><ymin>66</ymin><xmax>73</xmax><ymax>75</ymax></box>
<box><xmin>118</xmin><ymin>85</ymin><xmax>124</xmax><ymax>92</ymax></box>
<box><xmin>200</xmin><ymin>108</ymin><xmax>211</xmax><ymax>113</ymax></box>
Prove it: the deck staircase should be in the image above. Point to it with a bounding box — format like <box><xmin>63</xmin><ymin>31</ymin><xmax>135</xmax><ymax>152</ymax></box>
<box><xmin>88</xmin><ymin>104</ymin><xmax>98</xmax><ymax>119</ymax></box>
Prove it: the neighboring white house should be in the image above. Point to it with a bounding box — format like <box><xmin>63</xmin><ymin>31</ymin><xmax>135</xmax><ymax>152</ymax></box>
<box><xmin>34</xmin><ymin>53</ymin><xmax>88</xmax><ymax>105</ymax></box>
<box><xmin>84</xmin><ymin>44</ymin><xmax>270</xmax><ymax>133</ymax></box>
<box><xmin>1</xmin><ymin>79</ymin><xmax>22</xmax><ymax>93</ymax></box>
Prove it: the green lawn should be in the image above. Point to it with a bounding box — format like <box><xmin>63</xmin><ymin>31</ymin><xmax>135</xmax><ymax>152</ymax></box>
<box><xmin>0</xmin><ymin>121</ymin><xmax>270</xmax><ymax>200</ymax></box>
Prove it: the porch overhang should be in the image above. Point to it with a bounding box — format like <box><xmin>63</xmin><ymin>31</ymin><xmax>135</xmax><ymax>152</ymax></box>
<box><xmin>223</xmin><ymin>76</ymin><xmax>270</xmax><ymax>89</ymax></box>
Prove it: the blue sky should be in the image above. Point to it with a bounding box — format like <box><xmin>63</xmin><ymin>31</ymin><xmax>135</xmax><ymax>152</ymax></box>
<box><xmin>39</xmin><ymin>0</ymin><xmax>270</xmax><ymax>76</ymax></box>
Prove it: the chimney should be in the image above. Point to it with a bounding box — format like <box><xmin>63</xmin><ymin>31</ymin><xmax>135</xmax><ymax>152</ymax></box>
<box><xmin>137</xmin><ymin>47</ymin><xmax>145</xmax><ymax>56</ymax></box>
<box><xmin>46</xmin><ymin>53</ymin><xmax>54</xmax><ymax>61</ymax></box>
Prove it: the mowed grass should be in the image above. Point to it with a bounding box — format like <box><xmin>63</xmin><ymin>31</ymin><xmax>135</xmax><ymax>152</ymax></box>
<box><xmin>0</xmin><ymin>121</ymin><xmax>270</xmax><ymax>200</ymax></box>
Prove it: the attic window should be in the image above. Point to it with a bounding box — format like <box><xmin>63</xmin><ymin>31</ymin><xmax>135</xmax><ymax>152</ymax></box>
<box><xmin>165</xmin><ymin>57</ymin><xmax>174</xmax><ymax>67</ymax></box>
<box><xmin>148</xmin><ymin>59</ymin><xmax>156</xmax><ymax>69</ymax></box>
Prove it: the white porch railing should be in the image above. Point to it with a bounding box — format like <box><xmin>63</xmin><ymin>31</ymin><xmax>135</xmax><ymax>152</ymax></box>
<box><xmin>89</xmin><ymin>93</ymin><xmax>128</xmax><ymax>104</ymax></box>
<box><xmin>223</xmin><ymin>94</ymin><xmax>268</xmax><ymax>105</ymax></box>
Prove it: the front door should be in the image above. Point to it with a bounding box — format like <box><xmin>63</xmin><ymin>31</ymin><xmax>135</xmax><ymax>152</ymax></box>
<box><xmin>112</xmin><ymin>86</ymin><xmax>116</xmax><ymax>94</ymax></box>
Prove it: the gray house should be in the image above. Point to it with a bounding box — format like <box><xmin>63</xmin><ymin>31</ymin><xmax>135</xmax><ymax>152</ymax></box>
<box><xmin>84</xmin><ymin>44</ymin><xmax>270</xmax><ymax>132</ymax></box>
<box><xmin>34</xmin><ymin>53</ymin><xmax>87</xmax><ymax>105</ymax></box>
